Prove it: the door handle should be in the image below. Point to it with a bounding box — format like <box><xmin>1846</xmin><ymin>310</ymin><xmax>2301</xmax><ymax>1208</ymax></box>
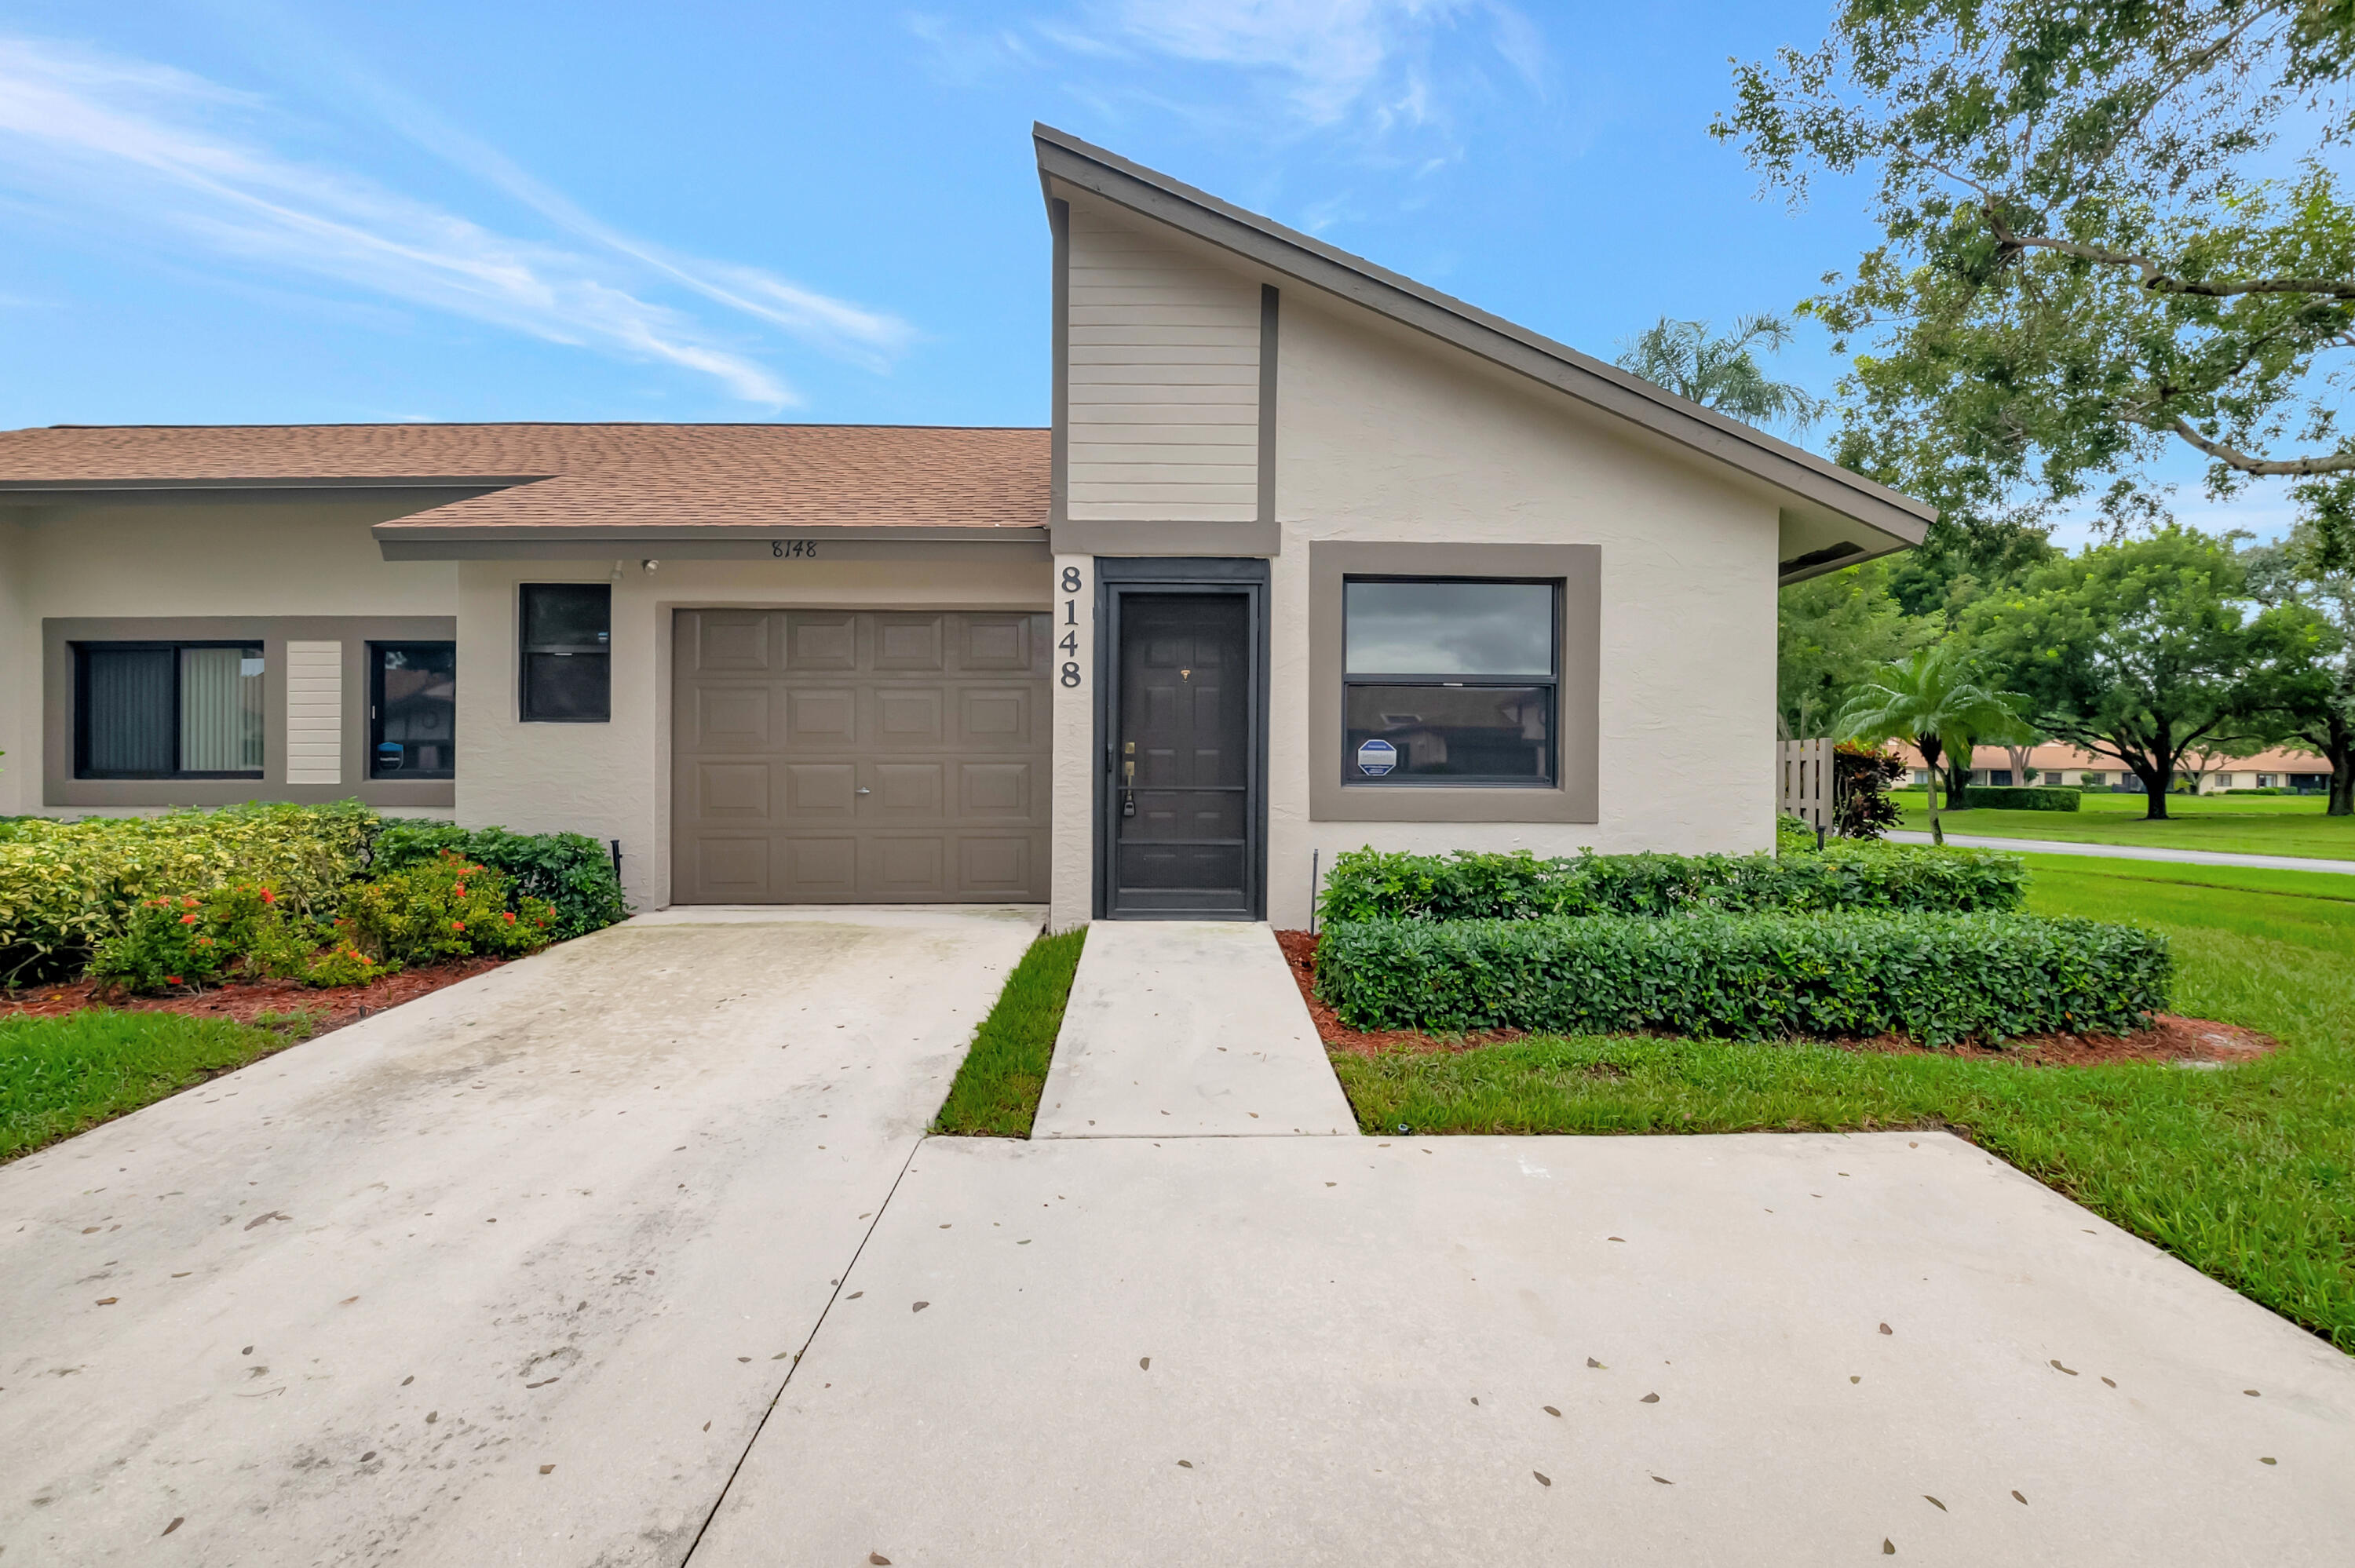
<box><xmin>1120</xmin><ymin>756</ymin><xmax>1136</xmax><ymax>818</ymax></box>
<box><xmin>856</xmin><ymin>786</ymin><xmax>872</xmax><ymax>795</ymax></box>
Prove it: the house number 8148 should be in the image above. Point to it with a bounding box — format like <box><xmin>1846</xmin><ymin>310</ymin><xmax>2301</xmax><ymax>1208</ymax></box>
<box><xmin>1058</xmin><ymin>566</ymin><xmax>1083</xmax><ymax>687</ymax></box>
<box><xmin>772</xmin><ymin>540</ymin><xmax>817</xmax><ymax>558</ymax></box>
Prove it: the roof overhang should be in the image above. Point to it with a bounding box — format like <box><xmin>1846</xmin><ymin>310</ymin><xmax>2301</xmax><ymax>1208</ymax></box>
<box><xmin>1034</xmin><ymin>123</ymin><xmax>1933</xmax><ymax>583</ymax></box>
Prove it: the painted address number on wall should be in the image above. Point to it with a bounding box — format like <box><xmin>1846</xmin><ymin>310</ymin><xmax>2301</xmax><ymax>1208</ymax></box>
<box><xmin>1059</xmin><ymin>564</ymin><xmax>1083</xmax><ymax>687</ymax></box>
<box><xmin>772</xmin><ymin>540</ymin><xmax>818</xmax><ymax>558</ymax></box>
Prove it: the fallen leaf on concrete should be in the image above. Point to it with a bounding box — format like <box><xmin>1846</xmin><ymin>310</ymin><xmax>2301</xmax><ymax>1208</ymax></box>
<box><xmin>1640</xmin><ymin>1393</ymin><xmax>1659</xmax><ymax>1403</ymax></box>
<box><xmin>911</xmin><ymin>1302</ymin><xmax>929</xmax><ymax>1313</ymax></box>
<box><xmin>2101</xmin><ymin>1377</ymin><xmax>2116</xmax><ymax>1387</ymax></box>
<box><xmin>1851</xmin><ymin>1376</ymin><xmax>1860</xmax><ymax>1384</ymax></box>
<box><xmin>1139</xmin><ymin>1358</ymin><xmax>1150</xmax><ymax>1370</ymax></box>
<box><xmin>528</xmin><ymin>1378</ymin><xmax>560</xmax><ymax>1387</ymax></box>
<box><xmin>2050</xmin><ymin>1361</ymin><xmax>2077</xmax><ymax>1376</ymax></box>
<box><xmin>1177</xmin><ymin>1460</ymin><xmax>1192</xmax><ymax>1468</ymax></box>
<box><xmin>81</xmin><ymin>1227</ymin><xmax>97</xmax><ymax>1234</ymax></box>
<box><xmin>339</xmin><ymin>1296</ymin><xmax>358</xmax><ymax>1306</ymax></box>
<box><xmin>162</xmin><ymin>1517</ymin><xmax>184</xmax><ymax>1536</ymax></box>
<box><xmin>1607</xmin><ymin>1236</ymin><xmax>1625</xmax><ymax>1242</ymax></box>
<box><xmin>2012</xmin><ymin>1490</ymin><xmax>2027</xmax><ymax>1504</ymax></box>
<box><xmin>360</xmin><ymin>1452</ymin><xmax>376</xmax><ymax>1463</ymax></box>
<box><xmin>1924</xmin><ymin>1497</ymin><xmax>1944</xmax><ymax>1511</ymax></box>
<box><xmin>1543</xmin><ymin>1406</ymin><xmax>1560</xmax><ymax>1417</ymax></box>
<box><xmin>2245</xmin><ymin>1388</ymin><xmax>2262</xmax><ymax>1397</ymax></box>
<box><xmin>1534</xmin><ymin>1471</ymin><xmax>1550</xmax><ymax>1487</ymax></box>
<box><xmin>243</xmin><ymin>1212</ymin><xmax>289</xmax><ymax>1231</ymax></box>
<box><xmin>846</xmin><ymin>1292</ymin><xmax>863</xmax><ymax>1300</ymax></box>
<box><xmin>95</xmin><ymin>1297</ymin><xmax>117</xmax><ymax>1306</ymax></box>
<box><xmin>1879</xmin><ymin>1324</ymin><xmax>1893</xmax><ymax>1336</ymax></box>
<box><xmin>1586</xmin><ymin>1358</ymin><xmax>1604</xmax><ymax>1369</ymax></box>
<box><xmin>871</xmin><ymin>1554</ymin><xmax>892</xmax><ymax>1565</ymax></box>
<box><xmin>539</xmin><ymin>1464</ymin><xmax>554</xmax><ymax>1475</ymax></box>
<box><xmin>242</xmin><ymin>1346</ymin><xmax>253</xmax><ymax>1355</ymax></box>
<box><xmin>2261</xmin><ymin>1457</ymin><xmax>2276</xmax><ymax>1465</ymax></box>
<box><xmin>425</xmin><ymin>1412</ymin><xmax>437</xmax><ymax>1424</ymax></box>
<box><xmin>736</xmin><ymin>1358</ymin><xmax>750</xmax><ymax>1364</ymax></box>
<box><xmin>1882</xmin><ymin>1541</ymin><xmax>1894</xmax><ymax>1555</ymax></box>
<box><xmin>1652</xmin><ymin>1475</ymin><xmax>1673</xmax><ymax>1486</ymax></box>
<box><xmin>772</xmin><ymin>1351</ymin><xmax>790</xmax><ymax>1360</ymax></box>
<box><xmin>1470</xmin><ymin>1396</ymin><xmax>1479</xmax><ymax>1406</ymax></box>
<box><xmin>401</xmin><ymin>1376</ymin><xmax>413</xmax><ymax>1386</ymax></box>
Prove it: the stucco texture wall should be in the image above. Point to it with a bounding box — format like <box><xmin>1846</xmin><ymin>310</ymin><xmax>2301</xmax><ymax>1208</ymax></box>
<box><xmin>456</xmin><ymin>554</ymin><xmax>1051</xmax><ymax>913</ymax></box>
<box><xmin>0</xmin><ymin>500</ymin><xmax>456</xmax><ymax>816</ymax></box>
<box><xmin>1264</xmin><ymin>294</ymin><xmax>1780</xmax><ymax>928</ymax></box>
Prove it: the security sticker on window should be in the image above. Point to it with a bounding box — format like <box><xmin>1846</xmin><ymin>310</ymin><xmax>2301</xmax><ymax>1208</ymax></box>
<box><xmin>1356</xmin><ymin>738</ymin><xmax>1398</xmax><ymax>778</ymax></box>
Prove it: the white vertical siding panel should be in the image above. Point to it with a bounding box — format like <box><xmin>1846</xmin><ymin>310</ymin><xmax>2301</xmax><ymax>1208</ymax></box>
<box><xmin>283</xmin><ymin>640</ymin><xmax>342</xmax><ymax>784</ymax></box>
<box><xmin>1066</xmin><ymin>202</ymin><xmax>1260</xmax><ymax>523</ymax></box>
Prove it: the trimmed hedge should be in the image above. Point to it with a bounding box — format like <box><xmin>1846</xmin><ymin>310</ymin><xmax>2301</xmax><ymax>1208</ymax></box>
<box><xmin>371</xmin><ymin>821</ymin><xmax>627</xmax><ymax>939</ymax></box>
<box><xmin>1958</xmin><ymin>786</ymin><xmax>2081</xmax><ymax>812</ymax></box>
<box><xmin>1316</xmin><ymin>844</ymin><xmax>2026</xmax><ymax>926</ymax></box>
<box><xmin>1314</xmin><ymin>912</ymin><xmax>2171</xmax><ymax>1046</ymax></box>
<box><xmin>0</xmin><ymin>803</ymin><xmax>374</xmax><ymax>983</ymax></box>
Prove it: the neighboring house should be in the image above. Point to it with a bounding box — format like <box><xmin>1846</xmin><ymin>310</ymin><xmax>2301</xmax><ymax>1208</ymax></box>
<box><xmin>0</xmin><ymin>126</ymin><xmax>1930</xmax><ymax>928</ymax></box>
<box><xmin>1891</xmin><ymin>741</ymin><xmax>2334</xmax><ymax>795</ymax></box>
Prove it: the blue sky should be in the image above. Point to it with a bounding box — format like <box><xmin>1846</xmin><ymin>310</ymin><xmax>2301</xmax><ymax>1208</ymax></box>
<box><xmin>0</xmin><ymin>0</ymin><xmax>2297</xmax><ymax>539</ymax></box>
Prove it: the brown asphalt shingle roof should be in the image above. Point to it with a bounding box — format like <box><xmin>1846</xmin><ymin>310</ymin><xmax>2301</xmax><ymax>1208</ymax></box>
<box><xmin>0</xmin><ymin>423</ymin><xmax>1051</xmax><ymax>534</ymax></box>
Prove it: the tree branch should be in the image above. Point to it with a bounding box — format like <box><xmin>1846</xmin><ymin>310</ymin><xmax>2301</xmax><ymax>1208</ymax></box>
<box><xmin>2169</xmin><ymin>416</ymin><xmax>2355</xmax><ymax>476</ymax></box>
<box><xmin>1981</xmin><ymin>209</ymin><xmax>2355</xmax><ymax>299</ymax></box>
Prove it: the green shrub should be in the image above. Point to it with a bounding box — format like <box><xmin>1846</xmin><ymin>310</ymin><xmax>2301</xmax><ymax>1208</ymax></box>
<box><xmin>299</xmin><ymin>943</ymin><xmax>400</xmax><ymax>988</ymax></box>
<box><xmin>1313</xmin><ymin>912</ymin><xmax>2171</xmax><ymax>1046</ymax></box>
<box><xmin>1958</xmin><ymin>785</ymin><xmax>2082</xmax><ymax>811</ymax></box>
<box><xmin>338</xmin><ymin>851</ymin><xmax>557</xmax><ymax>965</ymax></box>
<box><xmin>1776</xmin><ymin>813</ymin><xmax>1821</xmax><ymax>853</ymax></box>
<box><xmin>371</xmin><ymin>822</ymin><xmax>627</xmax><ymax>939</ymax></box>
<box><xmin>1316</xmin><ymin>844</ymin><xmax>2026</xmax><ymax>925</ymax></box>
<box><xmin>1</xmin><ymin>803</ymin><xmax>374</xmax><ymax>983</ymax></box>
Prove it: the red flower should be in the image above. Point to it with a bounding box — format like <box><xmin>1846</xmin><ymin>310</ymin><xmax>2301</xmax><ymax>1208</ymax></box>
<box><xmin>451</xmin><ymin>921</ymin><xmax>466</xmax><ymax>932</ymax></box>
<box><xmin>180</xmin><ymin>913</ymin><xmax>199</xmax><ymax>925</ymax></box>
<box><xmin>261</xmin><ymin>889</ymin><xmax>276</xmax><ymax>904</ymax></box>
<box><xmin>182</xmin><ymin>896</ymin><xmax>199</xmax><ymax>908</ymax></box>
<box><xmin>166</xmin><ymin>975</ymin><xmax>182</xmax><ymax>985</ymax></box>
<box><xmin>453</xmin><ymin>884</ymin><xmax>466</xmax><ymax>896</ymax></box>
<box><xmin>502</xmin><ymin>912</ymin><xmax>516</xmax><ymax>923</ymax></box>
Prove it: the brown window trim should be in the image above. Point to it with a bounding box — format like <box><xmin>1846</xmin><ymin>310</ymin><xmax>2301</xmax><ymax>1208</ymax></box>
<box><xmin>43</xmin><ymin>616</ymin><xmax>458</xmax><ymax>810</ymax></box>
<box><xmin>1308</xmin><ymin>542</ymin><xmax>1599</xmax><ymax>823</ymax></box>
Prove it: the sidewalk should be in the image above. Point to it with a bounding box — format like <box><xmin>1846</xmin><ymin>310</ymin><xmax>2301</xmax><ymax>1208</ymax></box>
<box><xmin>1032</xmin><ymin>921</ymin><xmax>1357</xmax><ymax>1139</ymax></box>
<box><xmin>1887</xmin><ymin>830</ymin><xmax>2355</xmax><ymax>876</ymax></box>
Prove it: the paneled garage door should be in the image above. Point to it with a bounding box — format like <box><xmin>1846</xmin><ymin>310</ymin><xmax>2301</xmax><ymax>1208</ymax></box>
<box><xmin>671</xmin><ymin>610</ymin><xmax>1051</xmax><ymax>903</ymax></box>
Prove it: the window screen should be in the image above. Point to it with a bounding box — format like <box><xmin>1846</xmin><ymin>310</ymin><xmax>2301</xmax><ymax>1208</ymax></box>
<box><xmin>520</xmin><ymin>584</ymin><xmax>611</xmax><ymax>722</ymax></box>
<box><xmin>371</xmin><ymin>643</ymin><xmax>456</xmax><ymax>778</ymax></box>
<box><xmin>1342</xmin><ymin>579</ymin><xmax>1557</xmax><ymax>786</ymax></box>
<box><xmin>77</xmin><ymin>643</ymin><xmax>264</xmax><ymax>779</ymax></box>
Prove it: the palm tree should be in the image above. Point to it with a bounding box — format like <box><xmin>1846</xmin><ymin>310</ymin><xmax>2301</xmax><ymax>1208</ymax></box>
<box><xmin>1835</xmin><ymin>644</ymin><xmax>2026</xmax><ymax>846</ymax></box>
<box><xmin>1614</xmin><ymin>315</ymin><xmax>1830</xmax><ymax>432</ymax></box>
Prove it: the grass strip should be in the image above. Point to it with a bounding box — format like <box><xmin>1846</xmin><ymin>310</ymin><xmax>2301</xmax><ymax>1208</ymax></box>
<box><xmin>1327</xmin><ymin>859</ymin><xmax>2355</xmax><ymax>1350</ymax></box>
<box><xmin>2</xmin><ymin>1008</ymin><xmax>313</xmax><ymax>1161</ymax></box>
<box><xmin>931</xmin><ymin>927</ymin><xmax>1086</xmax><ymax>1137</ymax></box>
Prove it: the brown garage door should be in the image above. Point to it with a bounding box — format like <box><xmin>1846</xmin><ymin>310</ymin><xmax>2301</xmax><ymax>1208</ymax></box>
<box><xmin>671</xmin><ymin>610</ymin><xmax>1050</xmax><ymax>903</ymax></box>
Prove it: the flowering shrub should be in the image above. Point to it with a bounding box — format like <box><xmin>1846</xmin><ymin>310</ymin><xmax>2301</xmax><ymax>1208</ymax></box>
<box><xmin>301</xmin><ymin>943</ymin><xmax>400</xmax><ymax>989</ymax></box>
<box><xmin>337</xmin><ymin>852</ymin><xmax>555</xmax><ymax>965</ymax></box>
<box><xmin>0</xmin><ymin>802</ymin><xmax>373</xmax><ymax>983</ymax></box>
<box><xmin>89</xmin><ymin>883</ymin><xmax>316</xmax><ymax>994</ymax></box>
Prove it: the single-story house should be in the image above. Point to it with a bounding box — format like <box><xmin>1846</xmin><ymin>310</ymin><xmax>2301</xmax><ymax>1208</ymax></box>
<box><xmin>1893</xmin><ymin>741</ymin><xmax>2335</xmax><ymax>795</ymax></box>
<box><xmin>0</xmin><ymin>126</ymin><xmax>1930</xmax><ymax>928</ymax></box>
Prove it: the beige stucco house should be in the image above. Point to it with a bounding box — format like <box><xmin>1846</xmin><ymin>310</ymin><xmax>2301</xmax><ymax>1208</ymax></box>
<box><xmin>0</xmin><ymin>127</ymin><xmax>1929</xmax><ymax>928</ymax></box>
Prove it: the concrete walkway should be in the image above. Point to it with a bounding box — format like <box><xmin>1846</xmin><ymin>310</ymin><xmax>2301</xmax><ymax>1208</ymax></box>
<box><xmin>1888</xmin><ymin>829</ymin><xmax>2355</xmax><ymax>875</ymax></box>
<box><xmin>1033</xmin><ymin>921</ymin><xmax>1356</xmax><ymax>1139</ymax></box>
<box><xmin>695</xmin><ymin>1131</ymin><xmax>2355</xmax><ymax>1566</ymax></box>
<box><xmin>0</xmin><ymin>905</ymin><xmax>1042</xmax><ymax>1567</ymax></box>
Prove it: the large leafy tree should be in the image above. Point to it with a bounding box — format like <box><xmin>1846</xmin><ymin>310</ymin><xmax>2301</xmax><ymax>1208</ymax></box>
<box><xmin>1715</xmin><ymin>0</ymin><xmax>2355</xmax><ymax>550</ymax></box>
<box><xmin>1835</xmin><ymin>641</ymin><xmax>2025</xmax><ymax>844</ymax></box>
<box><xmin>1778</xmin><ymin>557</ymin><xmax>1935</xmax><ymax>739</ymax></box>
<box><xmin>2244</xmin><ymin>523</ymin><xmax>2355</xmax><ymax>812</ymax></box>
<box><xmin>1964</xmin><ymin>527</ymin><xmax>2305</xmax><ymax>817</ymax></box>
<box><xmin>1614</xmin><ymin>315</ymin><xmax>1830</xmax><ymax>430</ymax></box>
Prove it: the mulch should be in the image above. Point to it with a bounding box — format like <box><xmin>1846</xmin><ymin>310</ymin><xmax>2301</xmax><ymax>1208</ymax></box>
<box><xmin>1</xmin><ymin>957</ymin><xmax>509</xmax><ymax>1034</ymax></box>
<box><xmin>1274</xmin><ymin>929</ymin><xmax>2276</xmax><ymax>1067</ymax></box>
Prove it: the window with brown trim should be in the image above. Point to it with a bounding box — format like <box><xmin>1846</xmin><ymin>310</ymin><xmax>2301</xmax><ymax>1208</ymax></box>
<box><xmin>74</xmin><ymin>642</ymin><xmax>265</xmax><ymax>779</ymax></box>
<box><xmin>1340</xmin><ymin>578</ymin><xmax>1557</xmax><ymax>786</ymax></box>
<box><xmin>520</xmin><ymin>584</ymin><xmax>610</xmax><ymax>722</ymax></box>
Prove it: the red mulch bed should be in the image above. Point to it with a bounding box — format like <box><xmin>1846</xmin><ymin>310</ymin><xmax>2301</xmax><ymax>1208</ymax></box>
<box><xmin>2</xmin><ymin>957</ymin><xmax>509</xmax><ymax>1034</ymax></box>
<box><xmin>1276</xmin><ymin>929</ymin><xmax>2276</xmax><ymax>1067</ymax></box>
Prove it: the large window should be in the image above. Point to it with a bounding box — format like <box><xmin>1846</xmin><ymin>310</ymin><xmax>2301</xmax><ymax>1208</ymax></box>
<box><xmin>75</xmin><ymin>643</ymin><xmax>265</xmax><ymax>779</ymax></box>
<box><xmin>1341</xmin><ymin>578</ymin><xmax>1557</xmax><ymax>786</ymax></box>
<box><xmin>370</xmin><ymin>643</ymin><xmax>455</xmax><ymax>779</ymax></box>
<box><xmin>520</xmin><ymin>584</ymin><xmax>610</xmax><ymax>722</ymax></box>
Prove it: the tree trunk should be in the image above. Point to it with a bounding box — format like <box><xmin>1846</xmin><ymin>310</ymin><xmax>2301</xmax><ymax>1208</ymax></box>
<box><xmin>2327</xmin><ymin>713</ymin><xmax>2353</xmax><ymax>818</ymax></box>
<box><xmin>1916</xmin><ymin>733</ymin><xmax>1945</xmax><ymax>845</ymax></box>
<box><xmin>2136</xmin><ymin>762</ymin><xmax>2172</xmax><ymax>819</ymax></box>
<box><xmin>2006</xmin><ymin>745</ymin><xmax>2036</xmax><ymax>786</ymax></box>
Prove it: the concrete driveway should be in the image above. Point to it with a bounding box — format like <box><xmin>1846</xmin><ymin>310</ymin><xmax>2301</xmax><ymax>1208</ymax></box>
<box><xmin>0</xmin><ymin>906</ymin><xmax>1041</xmax><ymax>1566</ymax></box>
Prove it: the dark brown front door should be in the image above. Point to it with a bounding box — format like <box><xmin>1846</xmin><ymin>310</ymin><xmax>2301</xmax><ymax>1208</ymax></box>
<box><xmin>1109</xmin><ymin>592</ymin><xmax>1253</xmax><ymax>917</ymax></box>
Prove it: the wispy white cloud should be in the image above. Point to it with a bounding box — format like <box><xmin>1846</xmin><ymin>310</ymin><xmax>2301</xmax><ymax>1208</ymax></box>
<box><xmin>947</xmin><ymin>0</ymin><xmax>1546</xmax><ymax>142</ymax></box>
<box><xmin>0</xmin><ymin>35</ymin><xmax>915</xmax><ymax>407</ymax></box>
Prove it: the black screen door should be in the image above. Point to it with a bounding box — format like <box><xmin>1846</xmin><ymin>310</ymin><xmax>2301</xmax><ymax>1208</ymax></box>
<box><xmin>1108</xmin><ymin>590</ymin><xmax>1257</xmax><ymax>917</ymax></box>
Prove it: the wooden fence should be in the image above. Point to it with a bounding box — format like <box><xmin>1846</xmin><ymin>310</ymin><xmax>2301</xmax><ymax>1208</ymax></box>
<box><xmin>1779</xmin><ymin>738</ymin><xmax>1832</xmax><ymax>834</ymax></box>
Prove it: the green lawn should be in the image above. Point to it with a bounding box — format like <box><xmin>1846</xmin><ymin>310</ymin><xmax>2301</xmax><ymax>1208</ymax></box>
<box><xmin>2</xmin><ymin>1009</ymin><xmax>315</xmax><ymax>1161</ymax></box>
<box><xmin>1331</xmin><ymin>851</ymin><xmax>2355</xmax><ymax>1349</ymax></box>
<box><xmin>1894</xmin><ymin>787</ymin><xmax>2355</xmax><ymax>859</ymax></box>
<box><xmin>932</xmin><ymin>927</ymin><xmax>1086</xmax><ymax>1137</ymax></box>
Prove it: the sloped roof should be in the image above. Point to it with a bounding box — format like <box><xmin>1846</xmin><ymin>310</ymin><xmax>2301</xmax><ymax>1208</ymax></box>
<box><xmin>0</xmin><ymin>423</ymin><xmax>1053</xmax><ymax>538</ymax></box>
<box><xmin>1034</xmin><ymin>123</ymin><xmax>1933</xmax><ymax>556</ymax></box>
